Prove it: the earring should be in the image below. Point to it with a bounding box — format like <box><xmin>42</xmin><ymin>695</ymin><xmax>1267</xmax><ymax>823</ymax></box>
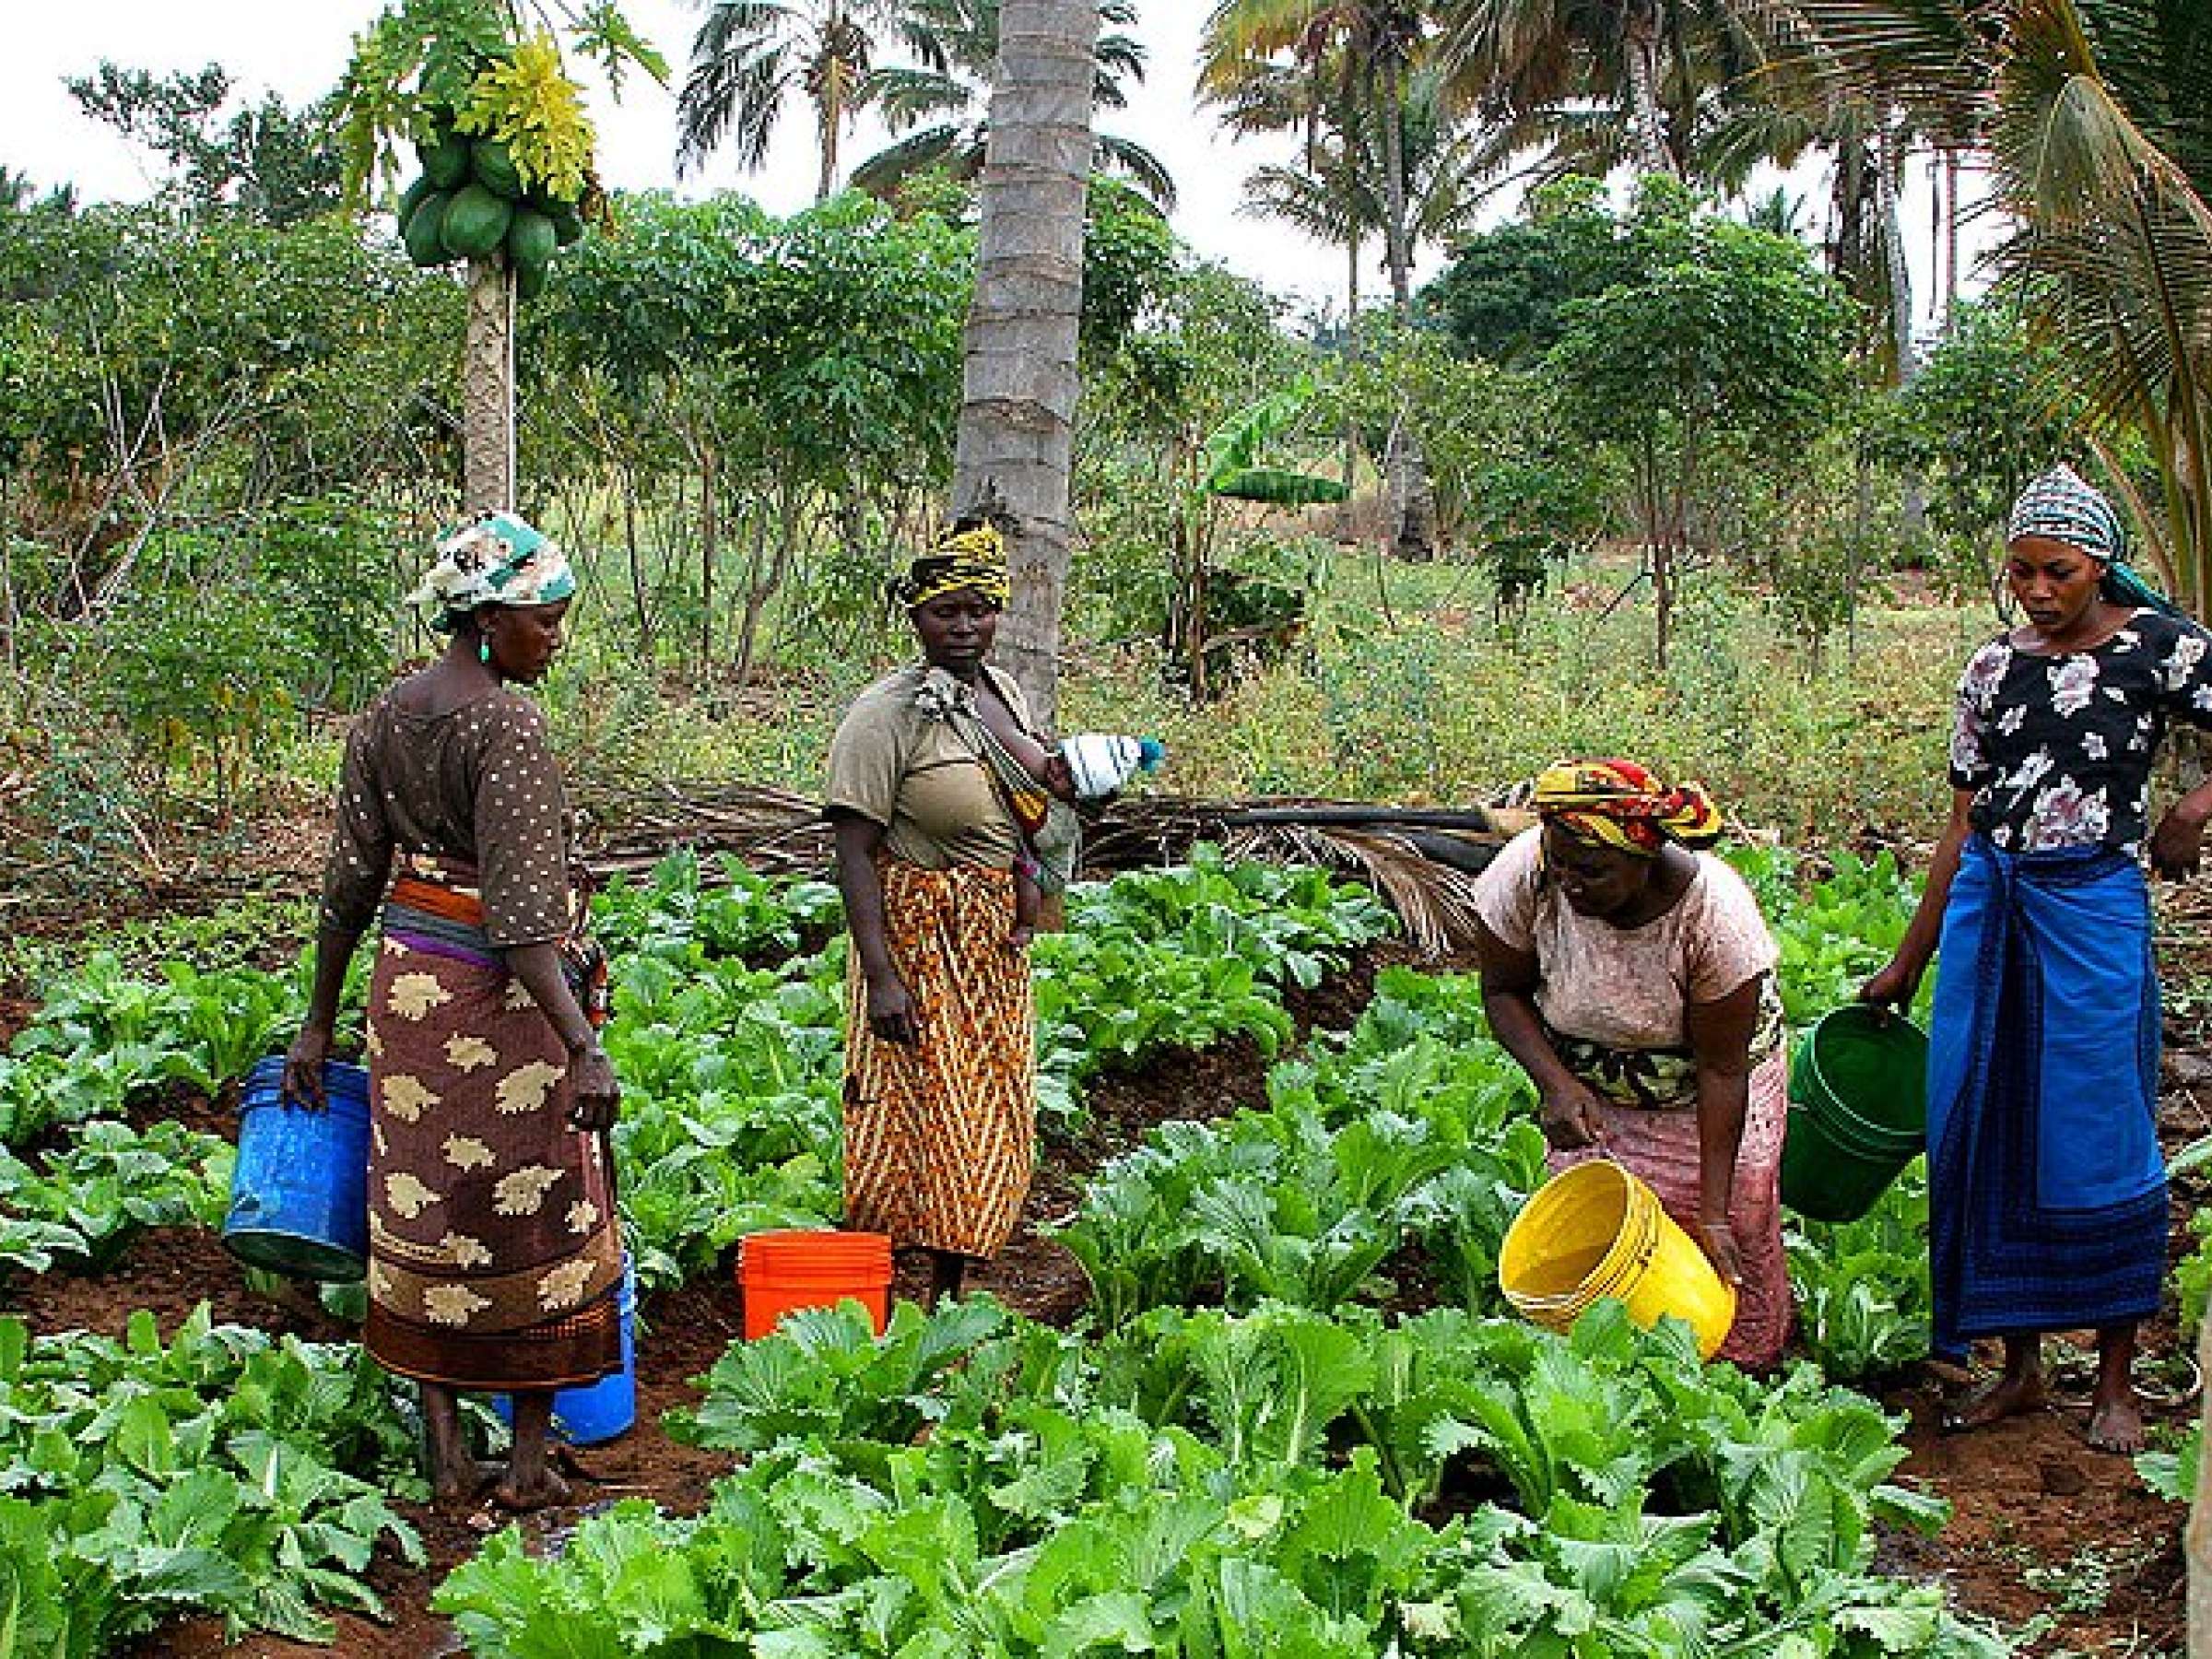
<box><xmin>478</xmin><ymin>638</ymin><xmax>493</xmax><ymax>665</ymax></box>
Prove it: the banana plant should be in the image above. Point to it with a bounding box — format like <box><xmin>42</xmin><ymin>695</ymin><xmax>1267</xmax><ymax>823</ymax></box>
<box><xmin>1171</xmin><ymin>378</ymin><xmax>1348</xmax><ymax>697</ymax></box>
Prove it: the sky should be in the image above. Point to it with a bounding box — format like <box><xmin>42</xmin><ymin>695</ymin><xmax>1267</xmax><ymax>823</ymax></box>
<box><xmin>5</xmin><ymin>2</ymin><xmax>1973</xmax><ymax>330</ymax></box>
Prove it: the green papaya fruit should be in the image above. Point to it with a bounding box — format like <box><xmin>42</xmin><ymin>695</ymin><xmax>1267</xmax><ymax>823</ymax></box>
<box><xmin>505</xmin><ymin>209</ymin><xmax>558</xmax><ymax>272</ymax></box>
<box><xmin>396</xmin><ymin>172</ymin><xmax>436</xmax><ymax>225</ymax></box>
<box><xmin>514</xmin><ymin>253</ymin><xmax>549</xmax><ymax>301</ymax></box>
<box><xmin>549</xmin><ymin>200</ymin><xmax>585</xmax><ymax>247</ymax></box>
<box><xmin>440</xmin><ymin>183</ymin><xmax>513</xmax><ymax>260</ymax></box>
<box><xmin>418</xmin><ymin>133</ymin><xmax>470</xmax><ymax>190</ymax></box>
<box><xmin>470</xmin><ymin>137</ymin><xmax>524</xmax><ymax>199</ymax></box>
<box><xmin>402</xmin><ymin>191</ymin><xmax>453</xmax><ymax>267</ymax></box>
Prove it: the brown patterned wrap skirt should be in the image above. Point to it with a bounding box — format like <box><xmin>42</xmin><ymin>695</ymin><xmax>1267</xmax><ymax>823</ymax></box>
<box><xmin>842</xmin><ymin>859</ymin><xmax>1037</xmax><ymax>1257</ymax></box>
<box><xmin>361</xmin><ymin>865</ymin><xmax>624</xmax><ymax>1392</ymax></box>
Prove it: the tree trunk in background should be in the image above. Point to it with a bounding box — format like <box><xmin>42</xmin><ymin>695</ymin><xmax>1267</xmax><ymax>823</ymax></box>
<box><xmin>1624</xmin><ymin>9</ymin><xmax>1677</xmax><ymax>181</ymax></box>
<box><xmin>462</xmin><ymin>258</ymin><xmax>517</xmax><ymax>515</ymax></box>
<box><xmin>1875</xmin><ymin>121</ymin><xmax>1917</xmax><ymax>384</ymax></box>
<box><xmin>1343</xmin><ymin>229</ymin><xmax>1361</xmax><ymax>492</ymax></box>
<box><xmin>1378</xmin><ymin>57</ymin><xmax>1436</xmax><ymax>561</ymax></box>
<box><xmin>951</xmin><ymin>0</ymin><xmax>1098</xmax><ymax>729</ymax></box>
<box><xmin>1940</xmin><ymin>149</ymin><xmax>1960</xmax><ymax>327</ymax></box>
<box><xmin>1875</xmin><ymin>119</ymin><xmax>1928</xmax><ymax>539</ymax></box>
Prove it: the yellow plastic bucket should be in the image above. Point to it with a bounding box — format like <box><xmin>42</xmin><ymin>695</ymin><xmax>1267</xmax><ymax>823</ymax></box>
<box><xmin>1499</xmin><ymin>1159</ymin><xmax>1738</xmax><ymax>1359</ymax></box>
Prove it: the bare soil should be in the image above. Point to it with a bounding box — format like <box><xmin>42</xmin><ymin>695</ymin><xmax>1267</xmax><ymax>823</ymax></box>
<box><xmin>10</xmin><ymin>935</ymin><xmax>2193</xmax><ymax>1657</ymax></box>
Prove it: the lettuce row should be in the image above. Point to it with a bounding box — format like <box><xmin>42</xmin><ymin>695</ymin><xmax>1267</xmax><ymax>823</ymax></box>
<box><xmin>441</xmin><ymin>1297</ymin><xmax>2006</xmax><ymax>1657</ymax></box>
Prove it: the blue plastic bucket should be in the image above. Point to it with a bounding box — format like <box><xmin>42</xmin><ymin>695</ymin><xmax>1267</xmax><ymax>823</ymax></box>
<box><xmin>223</xmin><ymin>1056</ymin><xmax>371</xmax><ymax>1282</ymax></box>
<box><xmin>496</xmin><ymin>1253</ymin><xmax>638</xmax><ymax>1445</ymax></box>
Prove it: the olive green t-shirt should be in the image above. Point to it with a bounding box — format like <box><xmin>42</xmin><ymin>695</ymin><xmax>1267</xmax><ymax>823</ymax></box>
<box><xmin>823</xmin><ymin>665</ymin><xmax>1035</xmax><ymax>869</ymax></box>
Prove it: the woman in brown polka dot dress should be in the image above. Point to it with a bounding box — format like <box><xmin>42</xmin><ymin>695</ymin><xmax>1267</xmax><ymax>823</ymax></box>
<box><xmin>283</xmin><ymin>513</ymin><xmax>621</xmax><ymax>1514</ymax></box>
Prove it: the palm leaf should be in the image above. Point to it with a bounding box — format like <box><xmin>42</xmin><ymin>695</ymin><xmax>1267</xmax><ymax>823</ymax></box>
<box><xmin>1097</xmin><ymin>135</ymin><xmax>1178</xmax><ymax>209</ymax></box>
<box><xmin>1210</xmin><ymin>466</ymin><xmax>1352</xmax><ymax>506</ymax></box>
<box><xmin>849</xmin><ymin>123</ymin><xmax>978</xmax><ymax>195</ymax></box>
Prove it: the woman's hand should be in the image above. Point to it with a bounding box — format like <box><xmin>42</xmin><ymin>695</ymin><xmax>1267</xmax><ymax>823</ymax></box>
<box><xmin>568</xmin><ymin>1042</ymin><xmax>621</xmax><ymax>1134</ymax></box>
<box><xmin>1858</xmin><ymin>956</ymin><xmax>1923</xmax><ymax>1016</ymax></box>
<box><xmin>281</xmin><ymin>1024</ymin><xmax>335</xmax><ymax>1112</ymax></box>
<box><xmin>1537</xmin><ymin>1076</ymin><xmax>1606</xmax><ymax>1150</ymax></box>
<box><xmin>1695</xmin><ymin>1213</ymin><xmax>1746</xmax><ymax>1288</ymax></box>
<box><xmin>2151</xmin><ymin>799</ymin><xmax>2210</xmax><ymax>880</ymax></box>
<box><xmin>866</xmin><ymin>971</ymin><xmax>921</xmax><ymax>1046</ymax></box>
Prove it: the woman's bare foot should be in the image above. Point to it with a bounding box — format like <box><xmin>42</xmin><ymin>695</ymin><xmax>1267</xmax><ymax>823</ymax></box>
<box><xmin>2084</xmin><ymin>1386</ymin><xmax>2146</xmax><ymax>1453</ymax></box>
<box><xmin>2085</xmin><ymin>1324</ymin><xmax>2146</xmax><ymax>1453</ymax></box>
<box><xmin>421</xmin><ymin>1382</ymin><xmax>495</xmax><ymax>1510</ymax></box>
<box><xmin>1941</xmin><ymin>1368</ymin><xmax>2048</xmax><ymax>1432</ymax></box>
<box><xmin>1942</xmin><ymin>1334</ymin><xmax>2044</xmax><ymax>1434</ymax></box>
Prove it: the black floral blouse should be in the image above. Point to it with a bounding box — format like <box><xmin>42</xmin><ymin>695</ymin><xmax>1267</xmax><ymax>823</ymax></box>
<box><xmin>1950</xmin><ymin>610</ymin><xmax>2212</xmax><ymax>855</ymax></box>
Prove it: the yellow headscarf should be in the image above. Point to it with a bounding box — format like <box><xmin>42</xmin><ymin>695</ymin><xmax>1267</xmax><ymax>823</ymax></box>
<box><xmin>895</xmin><ymin>524</ymin><xmax>1011</xmax><ymax>608</ymax></box>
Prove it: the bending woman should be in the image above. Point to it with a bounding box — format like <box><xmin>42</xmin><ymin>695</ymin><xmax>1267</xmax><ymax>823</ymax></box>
<box><xmin>825</xmin><ymin>526</ymin><xmax>1044</xmax><ymax>1308</ymax></box>
<box><xmin>284</xmin><ymin>513</ymin><xmax>621</xmax><ymax>1511</ymax></box>
<box><xmin>1864</xmin><ymin>464</ymin><xmax>2208</xmax><ymax>1452</ymax></box>
<box><xmin>1474</xmin><ymin>760</ymin><xmax>1792</xmax><ymax>1367</ymax></box>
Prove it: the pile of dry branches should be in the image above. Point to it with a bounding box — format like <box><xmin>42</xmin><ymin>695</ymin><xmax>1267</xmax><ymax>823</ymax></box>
<box><xmin>576</xmin><ymin>775</ymin><xmax>1530</xmax><ymax>955</ymax></box>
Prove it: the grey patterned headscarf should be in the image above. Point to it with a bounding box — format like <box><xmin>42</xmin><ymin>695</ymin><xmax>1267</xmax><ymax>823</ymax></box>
<box><xmin>2007</xmin><ymin>464</ymin><xmax>2124</xmax><ymax>561</ymax></box>
<box><xmin>2006</xmin><ymin>464</ymin><xmax>2179</xmax><ymax>617</ymax></box>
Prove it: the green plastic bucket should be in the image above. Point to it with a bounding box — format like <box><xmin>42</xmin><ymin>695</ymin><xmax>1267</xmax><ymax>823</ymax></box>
<box><xmin>1779</xmin><ymin>1006</ymin><xmax>1927</xmax><ymax>1223</ymax></box>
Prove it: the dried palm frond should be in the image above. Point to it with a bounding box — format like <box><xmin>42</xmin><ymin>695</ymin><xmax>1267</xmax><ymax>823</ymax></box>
<box><xmin>1235</xmin><ymin>821</ymin><xmax>1496</xmax><ymax>955</ymax></box>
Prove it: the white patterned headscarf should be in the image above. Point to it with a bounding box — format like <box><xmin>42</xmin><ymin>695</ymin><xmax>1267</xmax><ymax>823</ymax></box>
<box><xmin>2006</xmin><ymin>463</ymin><xmax>2124</xmax><ymax>563</ymax></box>
<box><xmin>406</xmin><ymin>512</ymin><xmax>577</xmax><ymax>629</ymax></box>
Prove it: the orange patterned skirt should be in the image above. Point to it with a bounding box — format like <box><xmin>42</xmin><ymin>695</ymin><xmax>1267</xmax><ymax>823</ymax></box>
<box><xmin>841</xmin><ymin>860</ymin><xmax>1036</xmax><ymax>1257</ymax></box>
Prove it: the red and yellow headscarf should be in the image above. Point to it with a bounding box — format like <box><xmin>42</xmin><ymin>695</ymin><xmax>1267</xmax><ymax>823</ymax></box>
<box><xmin>1530</xmin><ymin>759</ymin><xmax>1724</xmax><ymax>858</ymax></box>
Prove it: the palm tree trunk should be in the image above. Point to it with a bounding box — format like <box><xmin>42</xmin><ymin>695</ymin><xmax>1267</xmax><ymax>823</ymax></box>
<box><xmin>462</xmin><ymin>257</ymin><xmax>517</xmax><ymax>514</ymax></box>
<box><xmin>1875</xmin><ymin>117</ymin><xmax>1927</xmax><ymax>537</ymax></box>
<box><xmin>1380</xmin><ymin>60</ymin><xmax>1412</xmax><ymax>319</ymax></box>
<box><xmin>1875</xmin><ymin>117</ymin><xmax>1916</xmax><ymax>382</ymax></box>
<box><xmin>1942</xmin><ymin>148</ymin><xmax>1960</xmax><ymax>326</ymax></box>
<box><xmin>817</xmin><ymin>89</ymin><xmax>841</xmax><ymax>201</ymax></box>
<box><xmin>1344</xmin><ymin>228</ymin><xmax>1361</xmax><ymax>492</ymax></box>
<box><xmin>950</xmin><ymin>0</ymin><xmax>1099</xmax><ymax>728</ymax></box>
<box><xmin>1623</xmin><ymin>8</ymin><xmax>1677</xmax><ymax>181</ymax></box>
<box><xmin>1377</xmin><ymin>56</ymin><xmax>1436</xmax><ymax>561</ymax></box>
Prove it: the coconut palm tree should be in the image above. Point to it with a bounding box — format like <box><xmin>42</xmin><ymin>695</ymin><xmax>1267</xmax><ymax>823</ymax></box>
<box><xmin>677</xmin><ymin>0</ymin><xmax>897</xmax><ymax>201</ymax></box>
<box><xmin>1441</xmin><ymin>0</ymin><xmax>1677</xmax><ymax>176</ymax></box>
<box><xmin>949</xmin><ymin>0</ymin><xmax>1098</xmax><ymax>723</ymax></box>
<box><xmin>1434</xmin><ymin>0</ymin><xmax>1776</xmax><ymax>186</ymax></box>
<box><xmin>1238</xmin><ymin>68</ymin><xmax>1488</xmax><ymax>331</ymax></box>
<box><xmin>1759</xmin><ymin>0</ymin><xmax>2212</xmax><ymax>609</ymax></box>
<box><xmin>1695</xmin><ymin>72</ymin><xmax>1928</xmax><ymax>383</ymax></box>
<box><xmin>1206</xmin><ymin>3</ymin><xmax>1434</xmax><ymax>315</ymax></box>
<box><xmin>1203</xmin><ymin>0</ymin><xmax>1441</xmax><ymax>557</ymax></box>
<box><xmin>852</xmin><ymin>0</ymin><xmax>1172</xmax><ymax>206</ymax></box>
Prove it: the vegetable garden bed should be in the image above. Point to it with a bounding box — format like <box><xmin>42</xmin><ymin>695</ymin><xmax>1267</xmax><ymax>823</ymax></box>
<box><xmin>0</xmin><ymin>851</ymin><xmax>2195</xmax><ymax>1655</ymax></box>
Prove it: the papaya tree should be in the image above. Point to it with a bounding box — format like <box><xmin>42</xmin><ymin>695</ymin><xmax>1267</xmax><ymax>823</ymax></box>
<box><xmin>333</xmin><ymin>0</ymin><xmax>665</xmax><ymax>514</ymax></box>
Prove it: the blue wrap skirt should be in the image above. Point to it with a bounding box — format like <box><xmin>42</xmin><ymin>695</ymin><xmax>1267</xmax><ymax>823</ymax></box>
<box><xmin>1926</xmin><ymin>838</ymin><xmax>2169</xmax><ymax>1360</ymax></box>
